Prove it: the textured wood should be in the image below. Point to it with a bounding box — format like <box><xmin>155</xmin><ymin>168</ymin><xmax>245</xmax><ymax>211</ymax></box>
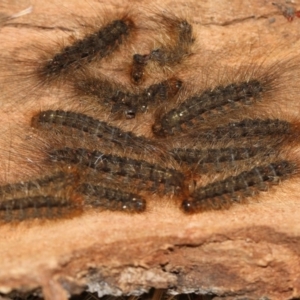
<box><xmin>0</xmin><ymin>1</ymin><xmax>300</xmax><ymax>300</ymax></box>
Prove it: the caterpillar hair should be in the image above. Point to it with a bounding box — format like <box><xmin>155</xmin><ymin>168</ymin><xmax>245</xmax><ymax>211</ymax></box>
<box><xmin>182</xmin><ymin>158</ymin><xmax>300</xmax><ymax>214</ymax></box>
<box><xmin>152</xmin><ymin>55</ymin><xmax>300</xmax><ymax>136</ymax></box>
<box><xmin>73</xmin><ymin>75</ymin><xmax>182</xmax><ymax>119</ymax></box>
<box><xmin>0</xmin><ymin>168</ymin><xmax>82</xmax><ymax>222</ymax></box>
<box><xmin>47</xmin><ymin>147</ymin><xmax>186</xmax><ymax>195</ymax></box>
<box><xmin>0</xmin><ymin>4</ymin><xmax>143</xmax><ymax>108</ymax></box>
<box><xmin>130</xmin><ymin>12</ymin><xmax>194</xmax><ymax>84</ymax></box>
<box><xmin>0</xmin><ymin>5</ymin><xmax>32</xmax><ymax>26</ymax></box>
<box><xmin>78</xmin><ymin>182</ymin><xmax>146</xmax><ymax>213</ymax></box>
<box><xmin>31</xmin><ymin>109</ymin><xmax>164</xmax><ymax>156</ymax></box>
<box><xmin>170</xmin><ymin>146</ymin><xmax>277</xmax><ymax>174</ymax></box>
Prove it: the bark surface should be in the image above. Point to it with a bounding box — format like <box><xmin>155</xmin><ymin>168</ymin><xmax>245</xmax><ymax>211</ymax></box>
<box><xmin>0</xmin><ymin>1</ymin><xmax>300</xmax><ymax>300</ymax></box>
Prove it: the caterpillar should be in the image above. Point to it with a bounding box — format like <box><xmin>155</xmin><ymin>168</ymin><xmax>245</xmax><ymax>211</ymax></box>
<box><xmin>79</xmin><ymin>183</ymin><xmax>146</xmax><ymax>213</ymax></box>
<box><xmin>0</xmin><ymin>195</ymin><xmax>79</xmax><ymax>222</ymax></box>
<box><xmin>170</xmin><ymin>146</ymin><xmax>276</xmax><ymax>173</ymax></box>
<box><xmin>182</xmin><ymin>160</ymin><xmax>298</xmax><ymax>213</ymax></box>
<box><xmin>130</xmin><ymin>14</ymin><xmax>194</xmax><ymax>84</ymax></box>
<box><xmin>74</xmin><ymin>76</ymin><xmax>182</xmax><ymax>119</ymax></box>
<box><xmin>48</xmin><ymin>147</ymin><xmax>186</xmax><ymax>194</ymax></box>
<box><xmin>31</xmin><ymin>110</ymin><xmax>162</xmax><ymax>155</ymax></box>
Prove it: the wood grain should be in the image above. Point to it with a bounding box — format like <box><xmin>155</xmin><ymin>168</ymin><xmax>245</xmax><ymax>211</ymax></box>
<box><xmin>0</xmin><ymin>1</ymin><xmax>300</xmax><ymax>300</ymax></box>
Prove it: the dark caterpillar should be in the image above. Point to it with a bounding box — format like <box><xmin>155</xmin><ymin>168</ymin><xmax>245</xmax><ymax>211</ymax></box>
<box><xmin>182</xmin><ymin>160</ymin><xmax>297</xmax><ymax>213</ymax></box>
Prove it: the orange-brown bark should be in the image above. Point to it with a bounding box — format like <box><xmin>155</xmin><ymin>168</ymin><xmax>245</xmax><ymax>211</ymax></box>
<box><xmin>0</xmin><ymin>1</ymin><xmax>300</xmax><ymax>300</ymax></box>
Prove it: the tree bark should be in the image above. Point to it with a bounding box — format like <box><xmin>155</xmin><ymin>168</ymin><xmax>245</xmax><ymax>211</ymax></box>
<box><xmin>0</xmin><ymin>1</ymin><xmax>300</xmax><ymax>300</ymax></box>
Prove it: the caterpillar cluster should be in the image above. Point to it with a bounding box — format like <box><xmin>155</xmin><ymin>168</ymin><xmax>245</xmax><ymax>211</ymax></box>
<box><xmin>0</xmin><ymin>2</ymin><xmax>300</xmax><ymax>223</ymax></box>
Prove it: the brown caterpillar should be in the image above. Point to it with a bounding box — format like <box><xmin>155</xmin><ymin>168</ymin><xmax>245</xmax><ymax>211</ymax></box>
<box><xmin>29</xmin><ymin>13</ymin><xmax>136</xmax><ymax>86</ymax></box>
<box><xmin>48</xmin><ymin>147</ymin><xmax>186</xmax><ymax>194</ymax></box>
<box><xmin>44</xmin><ymin>19</ymin><xmax>134</xmax><ymax>76</ymax></box>
<box><xmin>79</xmin><ymin>183</ymin><xmax>146</xmax><ymax>213</ymax></box>
<box><xmin>31</xmin><ymin>110</ymin><xmax>162</xmax><ymax>155</ymax></box>
<box><xmin>170</xmin><ymin>146</ymin><xmax>276</xmax><ymax>173</ymax></box>
<box><xmin>130</xmin><ymin>14</ymin><xmax>194</xmax><ymax>84</ymax></box>
<box><xmin>188</xmin><ymin>118</ymin><xmax>295</xmax><ymax>145</ymax></box>
<box><xmin>0</xmin><ymin>195</ymin><xmax>79</xmax><ymax>222</ymax></box>
<box><xmin>152</xmin><ymin>80</ymin><xmax>264</xmax><ymax>136</ymax></box>
<box><xmin>0</xmin><ymin>171</ymin><xmax>71</xmax><ymax>200</ymax></box>
<box><xmin>182</xmin><ymin>160</ymin><xmax>298</xmax><ymax>213</ymax></box>
<box><xmin>0</xmin><ymin>169</ymin><xmax>82</xmax><ymax>222</ymax></box>
<box><xmin>74</xmin><ymin>76</ymin><xmax>182</xmax><ymax>119</ymax></box>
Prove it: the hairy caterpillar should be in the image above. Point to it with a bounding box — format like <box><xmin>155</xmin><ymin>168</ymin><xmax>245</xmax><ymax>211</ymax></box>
<box><xmin>130</xmin><ymin>14</ymin><xmax>194</xmax><ymax>84</ymax></box>
<box><xmin>74</xmin><ymin>76</ymin><xmax>182</xmax><ymax>119</ymax></box>
<box><xmin>182</xmin><ymin>159</ymin><xmax>298</xmax><ymax>213</ymax></box>
<box><xmin>48</xmin><ymin>147</ymin><xmax>186</xmax><ymax>194</ymax></box>
<box><xmin>31</xmin><ymin>110</ymin><xmax>163</xmax><ymax>155</ymax></box>
<box><xmin>79</xmin><ymin>182</ymin><xmax>146</xmax><ymax>213</ymax></box>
